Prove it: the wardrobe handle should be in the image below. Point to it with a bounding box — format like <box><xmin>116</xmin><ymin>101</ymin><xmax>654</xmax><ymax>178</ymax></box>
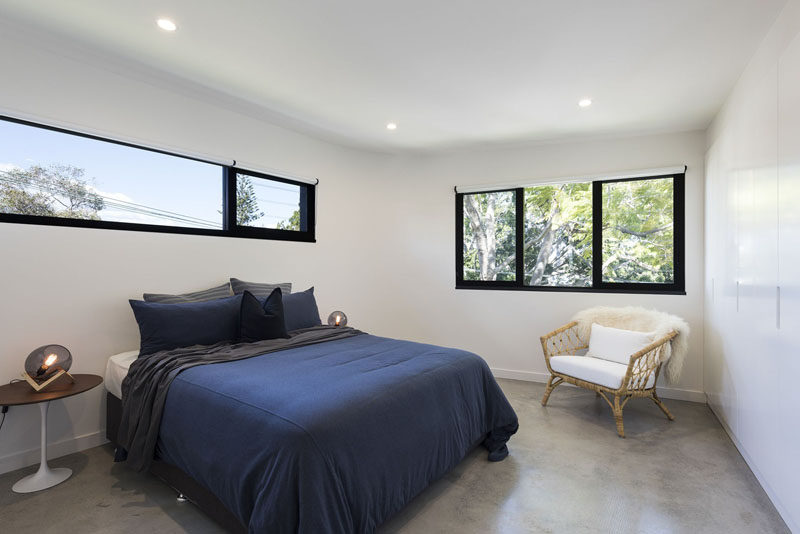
<box><xmin>736</xmin><ymin>281</ymin><xmax>740</xmax><ymax>312</ymax></box>
<box><xmin>777</xmin><ymin>286</ymin><xmax>781</xmax><ymax>329</ymax></box>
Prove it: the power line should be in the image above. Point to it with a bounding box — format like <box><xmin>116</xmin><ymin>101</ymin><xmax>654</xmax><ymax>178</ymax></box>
<box><xmin>253</xmin><ymin>196</ymin><xmax>299</xmax><ymax>208</ymax></box>
<box><xmin>247</xmin><ymin>213</ymin><xmax>292</xmax><ymax>221</ymax></box>
<box><xmin>100</xmin><ymin>200</ymin><xmax>222</xmax><ymax>228</ymax></box>
<box><xmin>0</xmin><ymin>174</ymin><xmax>222</xmax><ymax>228</ymax></box>
<box><xmin>248</xmin><ymin>180</ymin><xmax>298</xmax><ymax>193</ymax></box>
<box><xmin>0</xmin><ymin>174</ymin><xmax>218</xmax><ymax>225</ymax></box>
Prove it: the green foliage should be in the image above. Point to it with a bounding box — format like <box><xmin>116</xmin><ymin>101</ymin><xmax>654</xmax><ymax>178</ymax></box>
<box><xmin>462</xmin><ymin>178</ymin><xmax>674</xmax><ymax>286</ymax></box>
<box><xmin>0</xmin><ymin>186</ymin><xmax>55</xmax><ymax>216</ymax></box>
<box><xmin>236</xmin><ymin>175</ymin><xmax>264</xmax><ymax>225</ymax></box>
<box><xmin>463</xmin><ymin>191</ymin><xmax>515</xmax><ymax>281</ymax></box>
<box><xmin>236</xmin><ymin>176</ymin><xmax>301</xmax><ymax>231</ymax></box>
<box><xmin>602</xmin><ymin>178</ymin><xmax>674</xmax><ymax>283</ymax></box>
<box><xmin>276</xmin><ymin>209</ymin><xmax>301</xmax><ymax>231</ymax></box>
<box><xmin>523</xmin><ymin>183</ymin><xmax>592</xmax><ymax>286</ymax></box>
<box><xmin>0</xmin><ymin>164</ymin><xmax>104</xmax><ymax>219</ymax></box>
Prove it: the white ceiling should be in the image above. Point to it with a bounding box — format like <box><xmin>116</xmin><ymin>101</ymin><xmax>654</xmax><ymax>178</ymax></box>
<box><xmin>0</xmin><ymin>0</ymin><xmax>787</xmax><ymax>152</ymax></box>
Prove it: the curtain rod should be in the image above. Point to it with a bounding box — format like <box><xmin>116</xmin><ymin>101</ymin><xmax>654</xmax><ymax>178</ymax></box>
<box><xmin>454</xmin><ymin>165</ymin><xmax>687</xmax><ymax>194</ymax></box>
<box><xmin>232</xmin><ymin>160</ymin><xmax>319</xmax><ymax>185</ymax></box>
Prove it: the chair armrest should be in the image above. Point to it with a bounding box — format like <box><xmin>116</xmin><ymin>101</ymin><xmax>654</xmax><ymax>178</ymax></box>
<box><xmin>540</xmin><ymin>322</ymin><xmax>588</xmax><ymax>365</ymax></box>
<box><xmin>623</xmin><ymin>331</ymin><xmax>678</xmax><ymax>391</ymax></box>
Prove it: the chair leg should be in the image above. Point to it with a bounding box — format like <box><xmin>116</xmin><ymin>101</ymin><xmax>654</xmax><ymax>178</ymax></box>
<box><xmin>612</xmin><ymin>395</ymin><xmax>625</xmax><ymax>438</ymax></box>
<box><xmin>651</xmin><ymin>391</ymin><xmax>675</xmax><ymax>421</ymax></box>
<box><xmin>541</xmin><ymin>375</ymin><xmax>560</xmax><ymax>406</ymax></box>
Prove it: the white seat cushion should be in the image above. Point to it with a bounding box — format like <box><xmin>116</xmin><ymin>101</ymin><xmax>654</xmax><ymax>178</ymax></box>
<box><xmin>549</xmin><ymin>355</ymin><xmax>655</xmax><ymax>390</ymax></box>
<box><xmin>586</xmin><ymin>323</ymin><xmax>655</xmax><ymax>365</ymax></box>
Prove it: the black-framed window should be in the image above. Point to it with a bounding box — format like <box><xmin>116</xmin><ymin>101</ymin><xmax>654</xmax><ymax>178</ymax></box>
<box><xmin>456</xmin><ymin>172</ymin><xmax>685</xmax><ymax>294</ymax></box>
<box><xmin>0</xmin><ymin>116</ymin><xmax>315</xmax><ymax>242</ymax></box>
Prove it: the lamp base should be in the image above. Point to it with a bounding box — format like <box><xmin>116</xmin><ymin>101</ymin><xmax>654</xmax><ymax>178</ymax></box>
<box><xmin>12</xmin><ymin>466</ymin><xmax>72</xmax><ymax>493</ymax></box>
<box><xmin>20</xmin><ymin>369</ymin><xmax>74</xmax><ymax>392</ymax></box>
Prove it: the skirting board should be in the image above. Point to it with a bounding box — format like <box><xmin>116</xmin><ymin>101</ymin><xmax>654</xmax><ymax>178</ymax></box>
<box><xmin>0</xmin><ymin>430</ymin><xmax>108</xmax><ymax>475</ymax></box>
<box><xmin>707</xmin><ymin>398</ymin><xmax>798</xmax><ymax>534</ymax></box>
<box><xmin>491</xmin><ymin>367</ymin><xmax>707</xmax><ymax>403</ymax></box>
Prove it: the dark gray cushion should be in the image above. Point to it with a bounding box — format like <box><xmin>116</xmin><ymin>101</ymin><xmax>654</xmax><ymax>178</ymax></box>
<box><xmin>130</xmin><ymin>295</ymin><xmax>243</xmax><ymax>357</ymax></box>
<box><xmin>230</xmin><ymin>278</ymin><xmax>292</xmax><ymax>298</ymax></box>
<box><xmin>143</xmin><ymin>283</ymin><xmax>232</xmax><ymax>304</ymax></box>
<box><xmin>239</xmin><ymin>289</ymin><xmax>289</xmax><ymax>342</ymax></box>
<box><xmin>282</xmin><ymin>287</ymin><xmax>322</xmax><ymax>331</ymax></box>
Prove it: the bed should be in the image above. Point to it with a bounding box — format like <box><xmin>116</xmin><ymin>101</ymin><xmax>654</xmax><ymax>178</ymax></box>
<box><xmin>106</xmin><ymin>327</ymin><xmax>518</xmax><ymax>533</ymax></box>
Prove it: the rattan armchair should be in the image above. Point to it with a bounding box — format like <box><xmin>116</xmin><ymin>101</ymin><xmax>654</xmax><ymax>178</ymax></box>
<box><xmin>540</xmin><ymin>321</ymin><xmax>677</xmax><ymax>437</ymax></box>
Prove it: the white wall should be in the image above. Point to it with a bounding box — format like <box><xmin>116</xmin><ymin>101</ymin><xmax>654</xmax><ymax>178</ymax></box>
<box><xmin>704</xmin><ymin>1</ymin><xmax>800</xmax><ymax>531</ymax></box>
<box><xmin>0</xmin><ymin>23</ymin><xmax>706</xmax><ymax>475</ymax></box>
<box><xmin>0</xmin><ymin>27</ymin><xmax>398</xmax><ymax>473</ymax></box>
<box><xmin>378</xmin><ymin>131</ymin><xmax>706</xmax><ymax>399</ymax></box>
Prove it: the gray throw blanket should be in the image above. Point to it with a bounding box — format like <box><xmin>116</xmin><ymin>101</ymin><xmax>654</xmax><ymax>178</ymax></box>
<box><xmin>118</xmin><ymin>326</ymin><xmax>364</xmax><ymax>471</ymax></box>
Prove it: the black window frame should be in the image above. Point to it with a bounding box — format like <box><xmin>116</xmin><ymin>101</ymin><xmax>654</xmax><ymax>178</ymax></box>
<box><xmin>455</xmin><ymin>171</ymin><xmax>685</xmax><ymax>295</ymax></box>
<box><xmin>0</xmin><ymin>115</ymin><xmax>316</xmax><ymax>243</ymax></box>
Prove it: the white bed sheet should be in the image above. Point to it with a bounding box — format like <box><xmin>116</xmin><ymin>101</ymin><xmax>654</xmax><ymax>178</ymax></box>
<box><xmin>104</xmin><ymin>350</ymin><xmax>139</xmax><ymax>399</ymax></box>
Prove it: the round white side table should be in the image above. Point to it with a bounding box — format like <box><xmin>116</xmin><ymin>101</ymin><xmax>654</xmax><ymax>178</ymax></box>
<box><xmin>0</xmin><ymin>374</ymin><xmax>103</xmax><ymax>493</ymax></box>
<box><xmin>12</xmin><ymin>401</ymin><xmax>73</xmax><ymax>492</ymax></box>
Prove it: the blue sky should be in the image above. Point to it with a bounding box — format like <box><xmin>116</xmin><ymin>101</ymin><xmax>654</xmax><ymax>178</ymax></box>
<box><xmin>0</xmin><ymin>120</ymin><xmax>299</xmax><ymax>229</ymax></box>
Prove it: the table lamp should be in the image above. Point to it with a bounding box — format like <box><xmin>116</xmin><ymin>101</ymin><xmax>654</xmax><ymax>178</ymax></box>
<box><xmin>327</xmin><ymin>311</ymin><xmax>348</xmax><ymax>327</ymax></box>
<box><xmin>22</xmin><ymin>345</ymin><xmax>74</xmax><ymax>392</ymax></box>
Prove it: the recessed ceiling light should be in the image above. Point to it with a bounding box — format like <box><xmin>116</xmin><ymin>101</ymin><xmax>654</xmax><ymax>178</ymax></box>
<box><xmin>156</xmin><ymin>18</ymin><xmax>177</xmax><ymax>32</ymax></box>
<box><xmin>386</xmin><ymin>122</ymin><xmax>397</xmax><ymax>130</ymax></box>
<box><xmin>578</xmin><ymin>98</ymin><xmax>592</xmax><ymax>108</ymax></box>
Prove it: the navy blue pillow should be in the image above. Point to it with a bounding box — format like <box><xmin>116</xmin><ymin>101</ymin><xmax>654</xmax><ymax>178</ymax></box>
<box><xmin>281</xmin><ymin>287</ymin><xmax>322</xmax><ymax>332</ymax></box>
<box><xmin>129</xmin><ymin>294</ymin><xmax>242</xmax><ymax>357</ymax></box>
<box><xmin>239</xmin><ymin>289</ymin><xmax>289</xmax><ymax>342</ymax></box>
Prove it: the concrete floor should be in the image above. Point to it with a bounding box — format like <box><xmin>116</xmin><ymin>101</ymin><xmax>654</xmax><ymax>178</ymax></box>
<box><xmin>0</xmin><ymin>379</ymin><xmax>789</xmax><ymax>533</ymax></box>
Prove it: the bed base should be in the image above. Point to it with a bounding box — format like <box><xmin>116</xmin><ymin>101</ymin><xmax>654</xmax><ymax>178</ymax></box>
<box><xmin>106</xmin><ymin>392</ymin><xmax>246</xmax><ymax>533</ymax></box>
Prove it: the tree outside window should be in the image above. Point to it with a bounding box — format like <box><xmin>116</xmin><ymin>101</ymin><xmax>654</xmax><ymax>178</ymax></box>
<box><xmin>458</xmin><ymin>174</ymin><xmax>680</xmax><ymax>292</ymax></box>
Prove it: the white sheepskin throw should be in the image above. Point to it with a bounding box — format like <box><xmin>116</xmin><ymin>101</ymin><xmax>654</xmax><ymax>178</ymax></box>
<box><xmin>571</xmin><ymin>306</ymin><xmax>690</xmax><ymax>384</ymax></box>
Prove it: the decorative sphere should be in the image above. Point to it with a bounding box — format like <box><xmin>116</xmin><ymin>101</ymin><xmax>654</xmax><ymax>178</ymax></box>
<box><xmin>327</xmin><ymin>311</ymin><xmax>348</xmax><ymax>327</ymax></box>
<box><xmin>25</xmin><ymin>345</ymin><xmax>72</xmax><ymax>380</ymax></box>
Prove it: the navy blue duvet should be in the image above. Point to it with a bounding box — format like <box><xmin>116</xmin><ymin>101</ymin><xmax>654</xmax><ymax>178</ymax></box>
<box><xmin>156</xmin><ymin>334</ymin><xmax>518</xmax><ymax>533</ymax></box>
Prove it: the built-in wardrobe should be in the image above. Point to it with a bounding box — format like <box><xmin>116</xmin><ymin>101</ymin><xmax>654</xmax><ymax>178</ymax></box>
<box><xmin>704</xmin><ymin>3</ymin><xmax>800</xmax><ymax>530</ymax></box>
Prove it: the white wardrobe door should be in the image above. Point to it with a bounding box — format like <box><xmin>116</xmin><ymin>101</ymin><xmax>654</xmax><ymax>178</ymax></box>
<box><xmin>705</xmin><ymin>140</ymin><xmax>736</xmax><ymax>425</ymax></box>
<box><xmin>703</xmin><ymin>146</ymin><xmax>722</xmax><ymax>405</ymax></box>
<box><xmin>739</xmin><ymin>60</ymin><xmax>780</xmax><ymax>481</ymax></box>
<box><xmin>708</xmin><ymin>129</ymin><xmax>741</xmax><ymax>432</ymax></box>
<box><xmin>777</xmin><ymin>31</ymin><xmax>800</xmax><ymax>524</ymax></box>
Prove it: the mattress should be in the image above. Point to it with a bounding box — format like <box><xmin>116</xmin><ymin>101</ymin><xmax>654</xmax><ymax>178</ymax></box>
<box><xmin>104</xmin><ymin>350</ymin><xmax>138</xmax><ymax>399</ymax></box>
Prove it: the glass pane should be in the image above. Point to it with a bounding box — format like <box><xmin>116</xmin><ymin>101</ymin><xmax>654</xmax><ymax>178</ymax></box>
<box><xmin>602</xmin><ymin>177</ymin><xmax>674</xmax><ymax>283</ymax></box>
<box><xmin>0</xmin><ymin>120</ymin><xmax>222</xmax><ymax>229</ymax></box>
<box><xmin>463</xmin><ymin>190</ymin><xmax>516</xmax><ymax>281</ymax></box>
<box><xmin>236</xmin><ymin>173</ymin><xmax>304</xmax><ymax>230</ymax></box>
<box><xmin>523</xmin><ymin>183</ymin><xmax>592</xmax><ymax>287</ymax></box>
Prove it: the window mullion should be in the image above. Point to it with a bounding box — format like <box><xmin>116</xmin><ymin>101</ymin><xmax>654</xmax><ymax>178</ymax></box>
<box><xmin>222</xmin><ymin>167</ymin><xmax>236</xmax><ymax>232</ymax></box>
<box><xmin>455</xmin><ymin>193</ymin><xmax>465</xmax><ymax>285</ymax></box>
<box><xmin>673</xmin><ymin>174</ymin><xmax>685</xmax><ymax>291</ymax></box>
<box><xmin>592</xmin><ymin>181</ymin><xmax>603</xmax><ymax>289</ymax></box>
<box><xmin>515</xmin><ymin>188</ymin><xmax>524</xmax><ymax>285</ymax></box>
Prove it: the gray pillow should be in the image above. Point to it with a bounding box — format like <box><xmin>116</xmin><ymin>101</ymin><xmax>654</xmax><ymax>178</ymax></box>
<box><xmin>282</xmin><ymin>287</ymin><xmax>322</xmax><ymax>331</ymax></box>
<box><xmin>230</xmin><ymin>278</ymin><xmax>292</xmax><ymax>298</ymax></box>
<box><xmin>143</xmin><ymin>283</ymin><xmax>232</xmax><ymax>304</ymax></box>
